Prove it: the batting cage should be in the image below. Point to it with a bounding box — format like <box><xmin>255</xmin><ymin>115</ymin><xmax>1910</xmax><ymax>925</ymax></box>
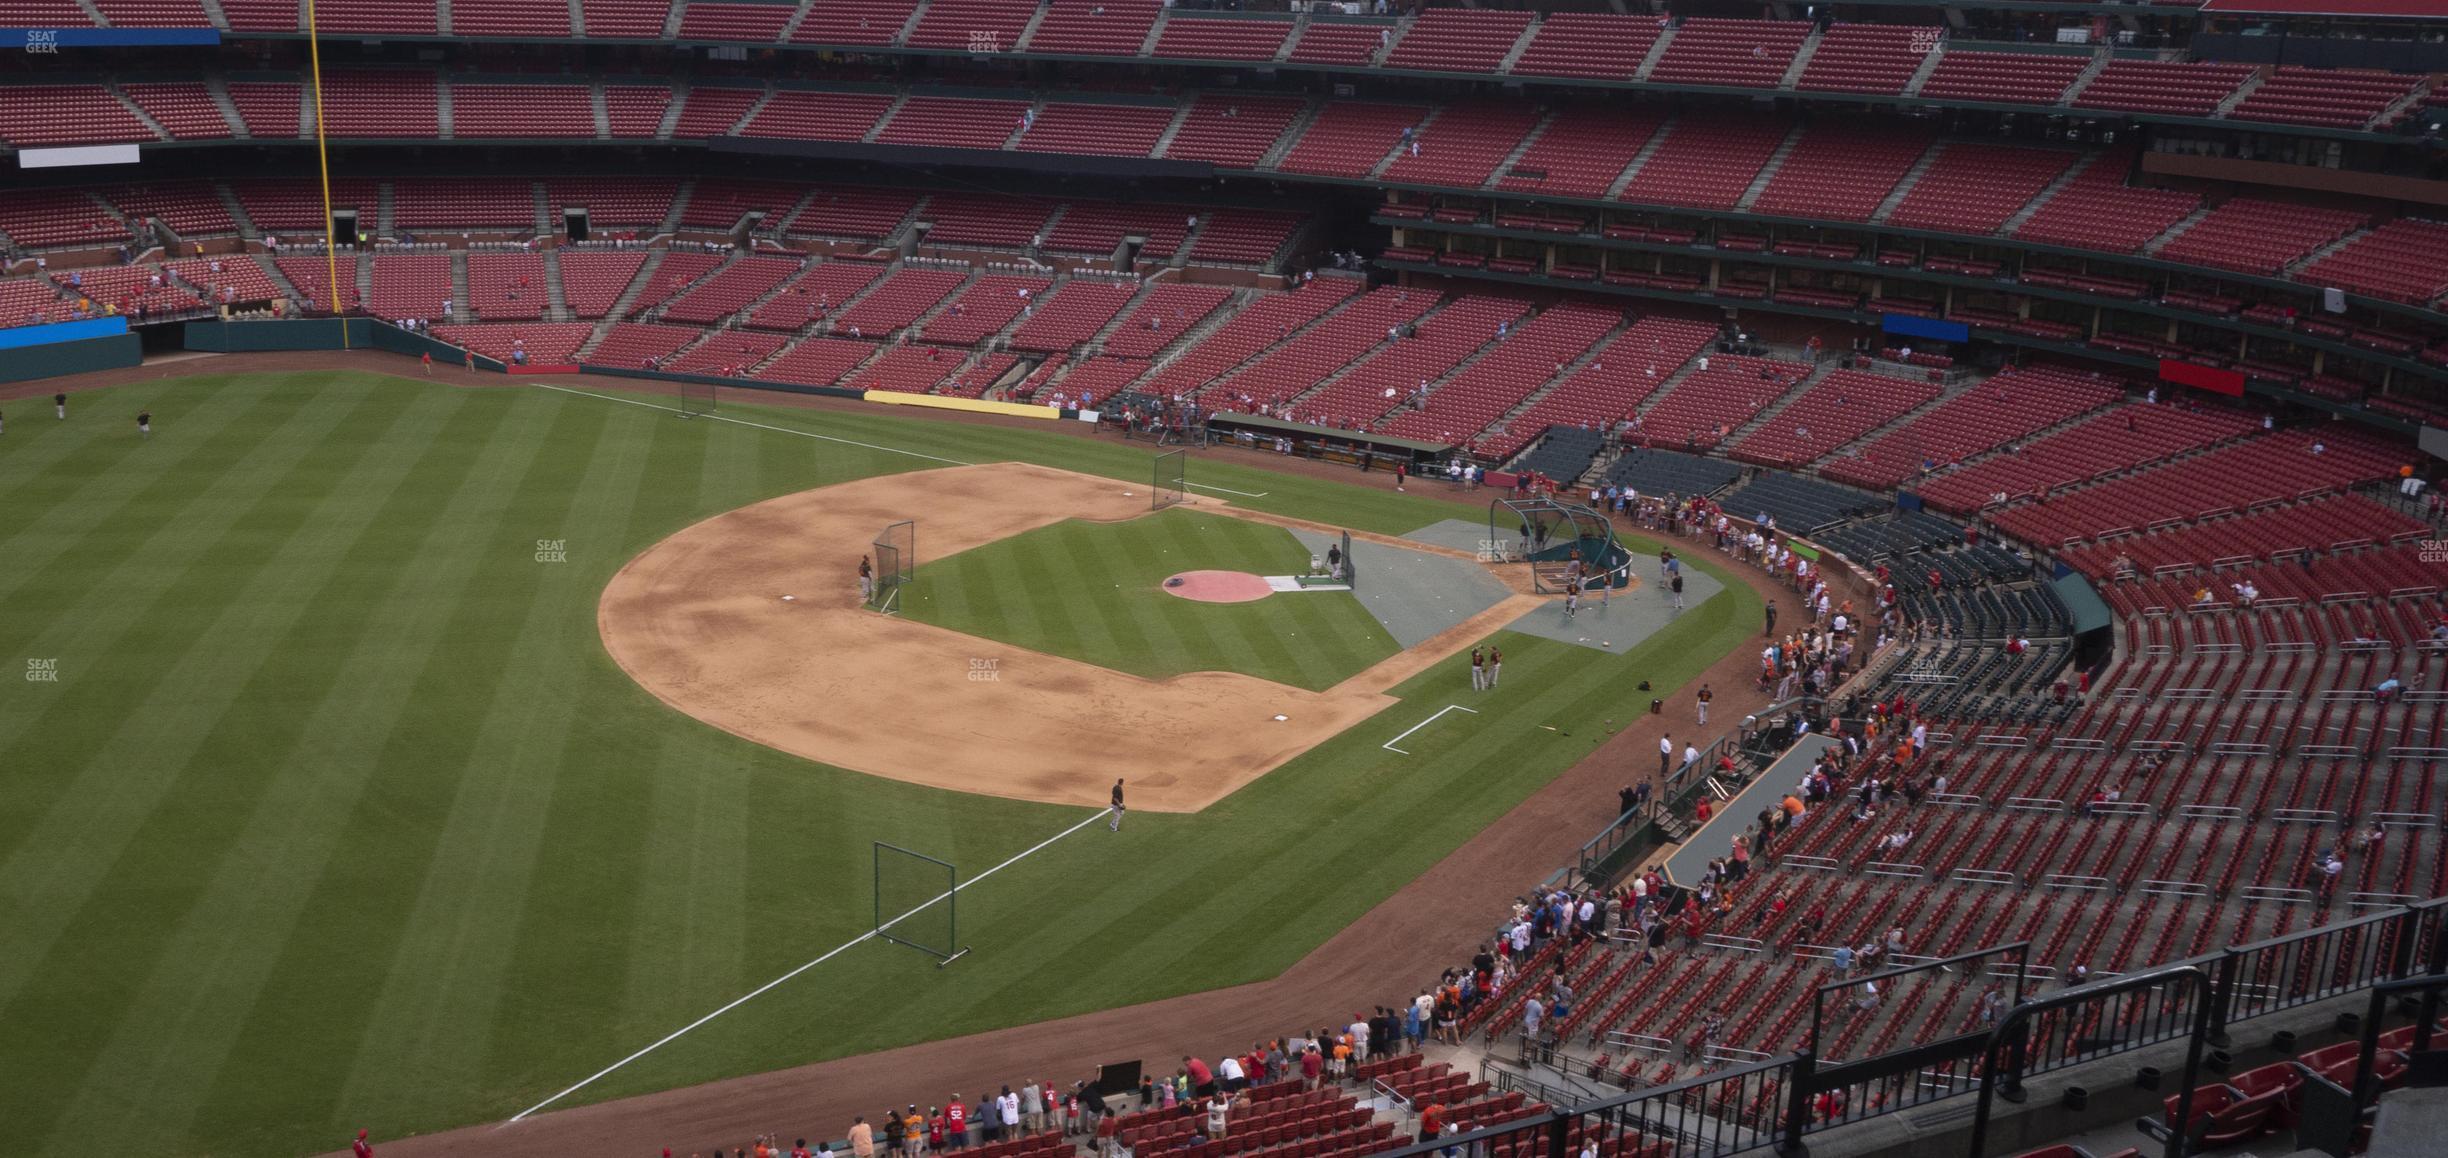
<box><xmin>871</xmin><ymin>519</ymin><xmax>914</xmax><ymax>614</ymax></box>
<box><xmin>1153</xmin><ymin>449</ymin><xmax>1187</xmax><ymax>510</ymax></box>
<box><xmin>676</xmin><ymin>378</ymin><xmax>718</xmax><ymax>419</ymax></box>
<box><xmin>874</xmin><ymin>842</ymin><xmax>967</xmax><ymax>965</ymax></box>
<box><xmin>1493</xmin><ymin>498</ymin><xmax>1630</xmax><ymax>594</ymax></box>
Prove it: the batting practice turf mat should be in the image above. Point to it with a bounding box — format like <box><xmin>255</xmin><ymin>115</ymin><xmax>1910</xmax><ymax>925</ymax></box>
<box><xmin>0</xmin><ymin>371</ymin><xmax>1759</xmax><ymax>1157</ymax></box>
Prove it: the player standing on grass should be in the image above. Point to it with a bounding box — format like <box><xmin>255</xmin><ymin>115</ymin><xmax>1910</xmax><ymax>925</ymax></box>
<box><xmin>1470</xmin><ymin>647</ymin><xmax>1485</xmax><ymax>690</ymax></box>
<box><xmin>352</xmin><ymin>1129</ymin><xmax>374</xmax><ymax>1158</ymax></box>
<box><xmin>1109</xmin><ymin>778</ymin><xmax>1126</xmax><ymax>831</ymax></box>
<box><xmin>137</xmin><ymin>409</ymin><xmax>151</xmax><ymax>439</ymax></box>
<box><xmin>55</xmin><ymin>392</ymin><xmax>66</xmax><ymax>419</ymax></box>
<box><xmin>1487</xmin><ymin>646</ymin><xmax>1502</xmax><ymax>689</ymax></box>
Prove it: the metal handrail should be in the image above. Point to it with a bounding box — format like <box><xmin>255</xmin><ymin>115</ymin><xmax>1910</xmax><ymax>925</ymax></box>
<box><xmin>1970</xmin><ymin>964</ymin><xmax>2214</xmax><ymax>1158</ymax></box>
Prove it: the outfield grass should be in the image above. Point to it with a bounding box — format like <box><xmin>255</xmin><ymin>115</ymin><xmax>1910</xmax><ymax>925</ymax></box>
<box><xmin>906</xmin><ymin>509</ymin><xmax>1397</xmax><ymax>690</ymax></box>
<box><xmin>0</xmin><ymin>372</ymin><xmax>1758</xmax><ymax>1158</ymax></box>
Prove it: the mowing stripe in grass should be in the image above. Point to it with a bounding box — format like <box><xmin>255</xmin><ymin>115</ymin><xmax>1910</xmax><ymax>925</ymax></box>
<box><xmin>178</xmin><ymin>389</ymin><xmax>611</xmax><ymax>1149</ymax></box>
<box><xmin>0</xmin><ymin>382</ymin><xmax>412</xmax><ymax>1020</ymax></box>
<box><xmin>0</xmin><ymin>375</ymin><xmax>1769</xmax><ymax>1157</ymax></box>
<box><xmin>908</xmin><ymin>511</ymin><xmax>1391</xmax><ymax>692</ymax></box>
<box><xmin>32</xmin><ymin>387</ymin><xmax>581</xmax><ymax>1151</ymax></box>
<box><xmin>0</xmin><ymin>383</ymin><xmax>484</xmax><ymax>1148</ymax></box>
<box><xmin>532</xmin><ymin>383</ymin><xmax>970</xmax><ymax>468</ymax></box>
<box><xmin>504</xmin><ymin>807</ymin><xmax>1109</xmax><ymax>1123</ymax></box>
<box><xmin>310</xmin><ymin>396</ymin><xmax>664</xmax><ymax>1138</ymax></box>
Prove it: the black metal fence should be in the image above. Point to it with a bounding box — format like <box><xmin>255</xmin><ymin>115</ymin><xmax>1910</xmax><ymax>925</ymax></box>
<box><xmin>1373</xmin><ymin>897</ymin><xmax>2447</xmax><ymax>1158</ymax></box>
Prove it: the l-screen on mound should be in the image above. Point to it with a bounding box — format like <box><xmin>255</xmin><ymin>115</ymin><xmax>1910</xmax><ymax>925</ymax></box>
<box><xmin>599</xmin><ymin>463</ymin><xmax>1428</xmax><ymax>812</ymax></box>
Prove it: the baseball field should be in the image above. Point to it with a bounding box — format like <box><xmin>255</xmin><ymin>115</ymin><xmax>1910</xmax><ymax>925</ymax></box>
<box><xmin>0</xmin><ymin>369</ymin><xmax>1758</xmax><ymax>1157</ymax></box>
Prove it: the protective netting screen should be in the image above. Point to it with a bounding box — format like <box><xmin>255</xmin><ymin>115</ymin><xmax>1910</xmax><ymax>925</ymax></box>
<box><xmin>1154</xmin><ymin>450</ymin><xmax>1186</xmax><ymax>510</ymax></box>
<box><xmin>873</xmin><ymin>842</ymin><xmax>956</xmax><ymax>960</ymax></box>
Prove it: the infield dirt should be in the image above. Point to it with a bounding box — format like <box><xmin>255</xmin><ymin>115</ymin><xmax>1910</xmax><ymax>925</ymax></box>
<box><xmin>598</xmin><ymin>461</ymin><xmax>1543</xmax><ymax>812</ymax></box>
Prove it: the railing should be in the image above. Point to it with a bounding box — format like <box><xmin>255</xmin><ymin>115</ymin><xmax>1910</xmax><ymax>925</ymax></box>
<box><xmin>1970</xmin><ymin>965</ymin><xmax>2216</xmax><ymax>1158</ymax></box>
<box><xmin>2214</xmin><ymin>898</ymin><xmax>2445</xmax><ymax>1032</ymax></box>
<box><xmin>1573</xmin><ymin>696</ymin><xmax>1820</xmax><ymax>887</ymax></box>
<box><xmin>1361</xmin><ymin>898</ymin><xmax>2448</xmax><ymax>1158</ymax></box>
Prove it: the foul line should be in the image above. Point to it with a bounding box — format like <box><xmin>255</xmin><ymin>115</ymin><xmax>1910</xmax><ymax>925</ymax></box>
<box><xmin>1187</xmin><ymin>481</ymin><xmax>1269</xmax><ymax>498</ymax></box>
<box><xmin>505</xmin><ymin>807</ymin><xmax>1112</xmax><ymax>1125</ymax></box>
<box><xmin>538</xmin><ymin>384</ymin><xmax>1279</xmax><ymax>500</ymax></box>
<box><xmin>531</xmin><ymin>382</ymin><xmax>974</xmax><ymax>467</ymax></box>
<box><xmin>1382</xmin><ymin>704</ymin><xmax>1479</xmax><ymax>755</ymax></box>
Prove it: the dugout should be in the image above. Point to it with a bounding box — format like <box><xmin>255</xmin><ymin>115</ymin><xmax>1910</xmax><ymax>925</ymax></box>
<box><xmin>1205</xmin><ymin>411</ymin><xmax>1450</xmax><ymax>470</ymax></box>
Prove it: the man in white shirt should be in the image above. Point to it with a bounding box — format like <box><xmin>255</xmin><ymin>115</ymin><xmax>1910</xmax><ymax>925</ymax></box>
<box><xmin>1214</xmin><ymin>1055</ymin><xmax>1243</xmax><ymax>1095</ymax></box>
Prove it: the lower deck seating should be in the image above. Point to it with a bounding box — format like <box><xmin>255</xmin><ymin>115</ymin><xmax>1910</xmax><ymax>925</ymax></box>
<box><xmin>1718</xmin><ymin>471</ymin><xmax>1885</xmax><ymax>531</ymax></box>
<box><xmin>431</xmin><ymin>322</ymin><xmax>594</xmax><ymax>365</ymax></box>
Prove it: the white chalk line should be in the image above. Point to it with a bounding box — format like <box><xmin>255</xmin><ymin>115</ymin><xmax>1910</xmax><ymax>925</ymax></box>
<box><xmin>504</xmin><ymin>807</ymin><xmax>1112</xmax><ymax>1125</ymax></box>
<box><xmin>537</xmin><ymin>384</ymin><xmax>1283</xmax><ymax>504</ymax></box>
<box><xmin>531</xmin><ymin>382</ymin><xmax>973</xmax><ymax>466</ymax></box>
<box><xmin>1187</xmin><ymin>481</ymin><xmax>1269</xmax><ymax>498</ymax></box>
<box><xmin>1382</xmin><ymin>704</ymin><xmax>1479</xmax><ymax>755</ymax></box>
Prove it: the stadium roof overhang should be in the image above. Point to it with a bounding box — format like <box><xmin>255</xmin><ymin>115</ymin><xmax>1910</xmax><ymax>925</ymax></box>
<box><xmin>2201</xmin><ymin>0</ymin><xmax>2448</xmax><ymax>18</ymax></box>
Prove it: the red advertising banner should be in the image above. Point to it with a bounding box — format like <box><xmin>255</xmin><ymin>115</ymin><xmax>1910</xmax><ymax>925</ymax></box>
<box><xmin>2158</xmin><ymin>359</ymin><xmax>2246</xmax><ymax>397</ymax></box>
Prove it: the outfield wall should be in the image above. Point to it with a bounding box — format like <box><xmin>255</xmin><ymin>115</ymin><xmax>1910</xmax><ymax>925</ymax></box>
<box><xmin>185</xmin><ymin>318</ymin><xmax>507</xmax><ymax>370</ymax></box>
<box><xmin>0</xmin><ymin>330</ymin><xmax>144</xmax><ymax>383</ymax></box>
<box><xmin>579</xmin><ymin>364</ymin><xmax>864</xmax><ymax>400</ymax></box>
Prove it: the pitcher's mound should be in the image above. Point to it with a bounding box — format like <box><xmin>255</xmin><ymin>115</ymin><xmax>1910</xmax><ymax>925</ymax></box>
<box><xmin>1164</xmin><ymin>570</ymin><xmax>1274</xmax><ymax>603</ymax></box>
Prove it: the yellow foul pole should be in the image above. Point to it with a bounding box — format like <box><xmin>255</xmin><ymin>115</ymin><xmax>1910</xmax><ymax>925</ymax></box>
<box><xmin>304</xmin><ymin>0</ymin><xmax>347</xmax><ymax>348</ymax></box>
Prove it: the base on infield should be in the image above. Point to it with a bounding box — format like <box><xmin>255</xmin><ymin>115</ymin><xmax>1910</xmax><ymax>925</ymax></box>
<box><xmin>600</xmin><ymin>464</ymin><xmax>1544</xmax><ymax>812</ymax></box>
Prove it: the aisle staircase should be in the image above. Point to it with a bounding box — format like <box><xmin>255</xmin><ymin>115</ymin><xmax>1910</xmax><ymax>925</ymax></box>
<box><xmin>2001</xmin><ymin>151</ymin><xmax>2100</xmax><ymax>234</ymax></box>
<box><xmin>1607</xmin><ymin>119</ymin><xmax>1678</xmax><ymax>200</ymax></box>
<box><xmin>1736</xmin><ymin>123</ymin><xmax>1809</xmax><ymax>210</ymax></box>
<box><xmin>1870</xmin><ymin>146</ymin><xmax>1945</xmax><ymax>223</ymax></box>
<box><xmin>1483</xmin><ymin>111</ymin><xmax>1554</xmax><ymax>191</ymax></box>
